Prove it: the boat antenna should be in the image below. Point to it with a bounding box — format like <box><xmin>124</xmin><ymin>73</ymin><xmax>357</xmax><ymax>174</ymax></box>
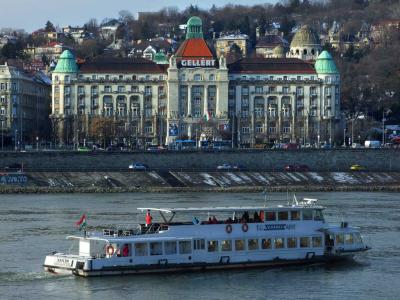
<box><xmin>292</xmin><ymin>193</ymin><xmax>298</xmax><ymax>206</ymax></box>
<box><xmin>286</xmin><ymin>188</ymin><xmax>289</xmax><ymax>205</ymax></box>
<box><xmin>263</xmin><ymin>189</ymin><xmax>267</xmax><ymax>207</ymax></box>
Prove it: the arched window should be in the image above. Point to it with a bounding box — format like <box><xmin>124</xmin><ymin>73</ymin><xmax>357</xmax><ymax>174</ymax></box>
<box><xmin>311</xmin><ymin>49</ymin><xmax>315</xmax><ymax>55</ymax></box>
<box><xmin>209</xmin><ymin>74</ymin><xmax>215</xmax><ymax>81</ymax></box>
<box><xmin>54</xmin><ymin>75</ymin><xmax>59</xmax><ymax>81</ymax></box>
<box><xmin>303</xmin><ymin>49</ymin><xmax>307</xmax><ymax>55</ymax></box>
<box><xmin>194</xmin><ymin>74</ymin><xmax>201</xmax><ymax>81</ymax></box>
<box><xmin>295</xmin><ymin>49</ymin><xmax>299</xmax><ymax>55</ymax></box>
<box><xmin>132</xmin><ymin>75</ymin><xmax>137</xmax><ymax>81</ymax></box>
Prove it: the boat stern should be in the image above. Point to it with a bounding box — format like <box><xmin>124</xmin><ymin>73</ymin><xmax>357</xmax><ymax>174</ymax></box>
<box><xmin>43</xmin><ymin>253</ymin><xmax>87</xmax><ymax>275</ymax></box>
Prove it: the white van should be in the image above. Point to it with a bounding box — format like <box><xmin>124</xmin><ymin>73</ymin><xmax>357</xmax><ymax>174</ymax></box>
<box><xmin>364</xmin><ymin>140</ymin><xmax>381</xmax><ymax>148</ymax></box>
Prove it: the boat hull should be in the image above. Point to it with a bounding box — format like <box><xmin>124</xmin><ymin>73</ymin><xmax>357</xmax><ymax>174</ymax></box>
<box><xmin>44</xmin><ymin>255</ymin><xmax>356</xmax><ymax>277</ymax></box>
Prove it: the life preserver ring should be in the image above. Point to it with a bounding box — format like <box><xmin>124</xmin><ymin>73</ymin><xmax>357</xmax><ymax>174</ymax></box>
<box><xmin>106</xmin><ymin>245</ymin><xmax>114</xmax><ymax>256</ymax></box>
<box><xmin>226</xmin><ymin>224</ymin><xmax>233</xmax><ymax>234</ymax></box>
<box><xmin>242</xmin><ymin>223</ymin><xmax>248</xmax><ymax>232</ymax></box>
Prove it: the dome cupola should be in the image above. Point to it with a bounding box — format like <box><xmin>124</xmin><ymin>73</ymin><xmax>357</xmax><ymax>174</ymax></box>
<box><xmin>54</xmin><ymin>50</ymin><xmax>78</xmax><ymax>73</ymax></box>
<box><xmin>315</xmin><ymin>51</ymin><xmax>338</xmax><ymax>74</ymax></box>
<box><xmin>186</xmin><ymin>16</ymin><xmax>203</xmax><ymax>39</ymax></box>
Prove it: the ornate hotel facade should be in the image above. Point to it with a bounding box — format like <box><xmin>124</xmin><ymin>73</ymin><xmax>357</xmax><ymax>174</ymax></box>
<box><xmin>51</xmin><ymin>17</ymin><xmax>341</xmax><ymax>148</ymax></box>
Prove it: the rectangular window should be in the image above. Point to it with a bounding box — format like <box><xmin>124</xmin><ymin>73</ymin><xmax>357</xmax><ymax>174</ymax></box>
<box><xmin>265</xmin><ymin>211</ymin><xmax>276</xmax><ymax>221</ymax></box>
<box><xmin>261</xmin><ymin>238</ymin><xmax>272</xmax><ymax>249</ymax></box>
<box><xmin>241</xmin><ymin>127</ymin><xmax>250</xmax><ymax>134</ymax></box>
<box><xmin>150</xmin><ymin>242</ymin><xmax>163</xmax><ymax>255</ymax></box>
<box><xmin>164</xmin><ymin>241</ymin><xmax>177</xmax><ymax>255</ymax></box>
<box><xmin>134</xmin><ymin>243</ymin><xmax>148</xmax><ymax>256</ymax></box>
<box><xmin>345</xmin><ymin>233</ymin><xmax>353</xmax><ymax>244</ymax></box>
<box><xmin>274</xmin><ymin>238</ymin><xmax>285</xmax><ymax>249</ymax></box>
<box><xmin>179</xmin><ymin>240</ymin><xmax>192</xmax><ymax>254</ymax></box>
<box><xmin>278</xmin><ymin>211</ymin><xmax>288</xmax><ymax>220</ymax></box>
<box><xmin>287</xmin><ymin>237</ymin><xmax>297</xmax><ymax>248</ymax></box>
<box><xmin>248</xmin><ymin>239</ymin><xmax>259</xmax><ymax>250</ymax></box>
<box><xmin>207</xmin><ymin>240</ymin><xmax>218</xmax><ymax>252</ymax></box>
<box><xmin>290</xmin><ymin>211</ymin><xmax>300</xmax><ymax>220</ymax></box>
<box><xmin>221</xmin><ymin>240</ymin><xmax>232</xmax><ymax>251</ymax></box>
<box><xmin>314</xmin><ymin>210</ymin><xmax>324</xmax><ymax>221</ymax></box>
<box><xmin>234</xmin><ymin>240</ymin><xmax>245</xmax><ymax>251</ymax></box>
<box><xmin>302</xmin><ymin>210</ymin><xmax>313</xmax><ymax>220</ymax></box>
<box><xmin>194</xmin><ymin>239</ymin><xmax>205</xmax><ymax>250</ymax></box>
<box><xmin>312</xmin><ymin>236</ymin><xmax>323</xmax><ymax>248</ymax></box>
<box><xmin>335</xmin><ymin>234</ymin><xmax>344</xmax><ymax>245</ymax></box>
<box><xmin>300</xmin><ymin>237</ymin><xmax>310</xmax><ymax>248</ymax></box>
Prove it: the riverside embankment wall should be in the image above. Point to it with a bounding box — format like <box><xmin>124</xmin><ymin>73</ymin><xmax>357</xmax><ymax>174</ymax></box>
<box><xmin>0</xmin><ymin>149</ymin><xmax>398</xmax><ymax>172</ymax></box>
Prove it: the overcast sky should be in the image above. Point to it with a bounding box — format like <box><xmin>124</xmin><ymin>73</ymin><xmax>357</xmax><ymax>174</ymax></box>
<box><xmin>0</xmin><ymin>0</ymin><xmax>274</xmax><ymax>32</ymax></box>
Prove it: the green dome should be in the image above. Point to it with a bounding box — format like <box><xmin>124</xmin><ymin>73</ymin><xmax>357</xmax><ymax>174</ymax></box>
<box><xmin>153</xmin><ymin>52</ymin><xmax>169</xmax><ymax>64</ymax></box>
<box><xmin>273</xmin><ymin>45</ymin><xmax>285</xmax><ymax>58</ymax></box>
<box><xmin>315</xmin><ymin>51</ymin><xmax>339</xmax><ymax>74</ymax></box>
<box><xmin>290</xmin><ymin>25</ymin><xmax>320</xmax><ymax>48</ymax></box>
<box><xmin>186</xmin><ymin>16</ymin><xmax>203</xmax><ymax>39</ymax></box>
<box><xmin>54</xmin><ymin>50</ymin><xmax>78</xmax><ymax>73</ymax></box>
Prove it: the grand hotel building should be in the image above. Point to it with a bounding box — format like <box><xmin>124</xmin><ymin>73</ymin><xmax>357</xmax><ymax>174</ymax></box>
<box><xmin>51</xmin><ymin>17</ymin><xmax>341</xmax><ymax>148</ymax></box>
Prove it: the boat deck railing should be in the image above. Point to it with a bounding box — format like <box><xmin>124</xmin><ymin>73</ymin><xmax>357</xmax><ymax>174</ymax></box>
<box><xmin>101</xmin><ymin>223</ymin><xmax>169</xmax><ymax>237</ymax></box>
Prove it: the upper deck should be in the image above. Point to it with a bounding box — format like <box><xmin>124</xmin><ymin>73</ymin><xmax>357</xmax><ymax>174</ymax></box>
<box><xmin>81</xmin><ymin>198</ymin><xmax>325</xmax><ymax>241</ymax></box>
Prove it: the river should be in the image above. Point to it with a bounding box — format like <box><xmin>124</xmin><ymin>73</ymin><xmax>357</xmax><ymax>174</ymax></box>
<box><xmin>0</xmin><ymin>192</ymin><xmax>399</xmax><ymax>299</ymax></box>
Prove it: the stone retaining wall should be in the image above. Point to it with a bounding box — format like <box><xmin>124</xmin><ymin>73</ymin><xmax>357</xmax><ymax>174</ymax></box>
<box><xmin>0</xmin><ymin>149</ymin><xmax>398</xmax><ymax>172</ymax></box>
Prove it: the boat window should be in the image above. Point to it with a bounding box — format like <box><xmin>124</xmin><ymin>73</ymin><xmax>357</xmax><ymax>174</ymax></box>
<box><xmin>278</xmin><ymin>211</ymin><xmax>288</xmax><ymax>221</ymax></box>
<box><xmin>314</xmin><ymin>210</ymin><xmax>324</xmax><ymax>221</ymax></box>
<box><xmin>290</xmin><ymin>211</ymin><xmax>300</xmax><ymax>220</ymax></box>
<box><xmin>221</xmin><ymin>240</ymin><xmax>232</xmax><ymax>251</ymax></box>
<box><xmin>265</xmin><ymin>211</ymin><xmax>276</xmax><ymax>221</ymax></box>
<box><xmin>335</xmin><ymin>234</ymin><xmax>344</xmax><ymax>245</ymax></box>
<box><xmin>353</xmin><ymin>233</ymin><xmax>362</xmax><ymax>244</ymax></box>
<box><xmin>287</xmin><ymin>237</ymin><xmax>297</xmax><ymax>248</ymax></box>
<box><xmin>261</xmin><ymin>238</ymin><xmax>272</xmax><ymax>249</ymax></box>
<box><xmin>312</xmin><ymin>236</ymin><xmax>322</xmax><ymax>247</ymax></box>
<box><xmin>194</xmin><ymin>239</ymin><xmax>205</xmax><ymax>250</ymax></box>
<box><xmin>235</xmin><ymin>240</ymin><xmax>245</xmax><ymax>251</ymax></box>
<box><xmin>274</xmin><ymin>238</ymin><xmax>285</xmax><ymax>249</ymax></box>
<box><xmin>300</xmin><ymin>237</ymin><xmax>310</xmax><ymax>248</ymax></box>
<box><xmin>150</xmin><ymin>242</ymin><xmax>163</xmax><ymax>256</ymax></box>
<box><xmin>164</xmin><ymin>241</ymin><xmax>177</xmax><ymax>255</ymax></box>
<box><xmin>208</xmin><ymin>240</ymin><xmax>219</xmax><ymax>252</ymax></box>
<box><xmin>179</xmin><ymin>241</ymin><xmax>192</xmax><ymax>254</ymax></box>
<box><xmin>120</xmin><ymin>243</ymin><xmax>131</xmax><ymax>257</ymax></box>
<box><xmin>134</xmin><ymin>243</ymin><xmax>148</xmax><ymax>256</ymax></box>
<box><xmin>302</xmin><ymin>210</ymin><xmax>313</xmax><ymax>220</ymax></box>
<box><xmin>345</xmin><ymin>233</ymin><xmax>353</xmax><ymax>244</ymax></box>
<box><xmin>248</xmin><ymin>239</ymin><xmax>259</xmax><ymax>250</ymax></box>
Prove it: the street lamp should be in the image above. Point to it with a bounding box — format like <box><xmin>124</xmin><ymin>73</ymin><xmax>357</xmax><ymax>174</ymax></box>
<box><xmin>36</xmin><ymin>136</ymin><xmax>39</xmax><ymax>151</ymax></box>
<box><xmin>382</xmin><ymin>109</ymin><xmax>392</xmax><ymax>146</ymax></box>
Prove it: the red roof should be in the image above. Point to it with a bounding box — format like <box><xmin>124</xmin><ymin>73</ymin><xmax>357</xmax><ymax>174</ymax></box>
<box><xmin>175</xmin><ymin>38</ymin><xmax>213</xmax><ymax>58</ymax></box>
<box><xmin>228</xmin><ymin>58</ymin><xmax>316</xmax><ymax>74</ymax></box>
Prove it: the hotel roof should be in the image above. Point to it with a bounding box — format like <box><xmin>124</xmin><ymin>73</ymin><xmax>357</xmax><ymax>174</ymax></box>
<box><xmin>79</xmin><ymin>56</ymin><xmax>168</xmax><ymax>73</ymax></box>
<box><xmin>228</xmin><ymin>57</ymin><xmax>316</xmax><ymax>74</ymax></box>
<box><xmin>174</xmin><ymin>38</ymin><xmax>214</xmax><ymax>58</ymax></box>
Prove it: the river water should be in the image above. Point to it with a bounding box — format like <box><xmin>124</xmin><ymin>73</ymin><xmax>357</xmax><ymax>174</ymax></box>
<box><xmin>0</xmin><ymin>192</ymin><xmax>399</xmax><ymax>300</ymax></box>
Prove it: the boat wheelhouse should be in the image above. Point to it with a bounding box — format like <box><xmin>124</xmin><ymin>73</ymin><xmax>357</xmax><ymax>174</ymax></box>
<box><xmin>44</xmin><ymin>198</ymin><xmax>370</xmax><ymax>277</ymax></box>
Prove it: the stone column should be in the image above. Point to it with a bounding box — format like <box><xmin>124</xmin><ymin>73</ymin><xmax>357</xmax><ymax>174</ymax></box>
<box><xmin>187</xmin><ymin>85</ymin><xmax>192</xmax><ymax>116</ymax></box>
<box><xmin>203</xmin><ymin>85</ymin><xmax>208</xmax><ymax>116</ymax></box>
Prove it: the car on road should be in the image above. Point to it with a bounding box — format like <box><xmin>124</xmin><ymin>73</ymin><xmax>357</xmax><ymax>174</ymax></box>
<box><xmin>350</xmin><ymin>164</ymin><xmax>365</xmax><ymax>171</ymax></box>
<box><xmin>77</xmin><ymin>146</ymin><xmax>91</xmax><ymax>152</ymax></box>
<box><xmin>128</xmin><ymin>162</ymin><xmax>149</xmax><ymax>171</ymax></box>
<box><xmin>216</xmin><ymin>163</ymin><xmax>243</xmax><ymax>171</ymax></box>
<box><xmin>5</xmin><ymin>163</ymin><xmax>24</xmax><ymax>172</ymax></box>
<box><xmin>284</xmin><ymin>164</ymin><xmax>310</xmax><ymax>172</ymax></box>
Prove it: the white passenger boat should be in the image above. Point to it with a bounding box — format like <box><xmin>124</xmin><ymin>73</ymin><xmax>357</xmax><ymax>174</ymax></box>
<box><xmin>44</xmin><ymin>198</ymin><xmax>370</xmax><ymax>277</ymax></box>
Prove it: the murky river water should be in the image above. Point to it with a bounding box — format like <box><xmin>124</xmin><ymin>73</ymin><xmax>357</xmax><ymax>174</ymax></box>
<box><xmin>0</xmin><ymin>192</ymin><xmax>399</xmax><ymax>300</ymax></box>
